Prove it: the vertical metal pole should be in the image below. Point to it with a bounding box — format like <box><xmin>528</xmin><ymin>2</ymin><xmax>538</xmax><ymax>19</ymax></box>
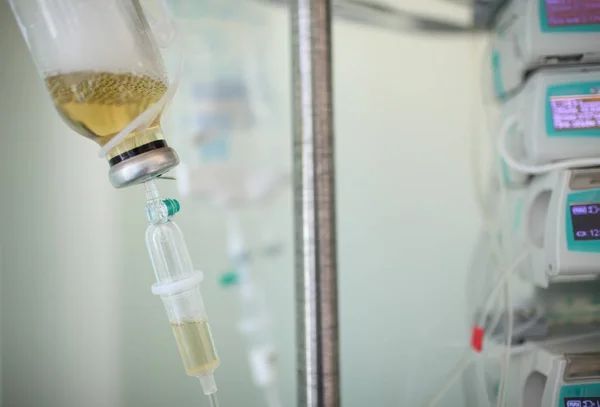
<box><xmin>290</xmin><ymin>0</ymin><xmax>339</xmax><ymax>405</ymax></box>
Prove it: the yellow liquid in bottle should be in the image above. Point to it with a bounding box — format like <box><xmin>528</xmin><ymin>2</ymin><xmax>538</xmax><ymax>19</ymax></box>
<box><xmin>171</xmin><ymin>320</ymin><xmax>220</xmax><ymax>377</ymax></box>
<box><xmin>45</xmin><ymin>72</ymin><xmax>168</xmax><ymax>160</ymax></box>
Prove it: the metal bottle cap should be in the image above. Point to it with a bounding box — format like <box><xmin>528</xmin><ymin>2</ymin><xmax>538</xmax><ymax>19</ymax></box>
<box><xmin>108</xmin><ymin>146</ymin><xmax>180</xmax><ymax>188</ymax></box>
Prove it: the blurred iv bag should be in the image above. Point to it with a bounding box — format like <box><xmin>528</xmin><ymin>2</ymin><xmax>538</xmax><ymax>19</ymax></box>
<box><xmin>165</xmin><ymin>0</ymin><xmax>288</xmax><ymax>208</ymax></box>
<box><xmin>9</xmin><ymin>0</ymin><xmax>180</xmax><ymax>188</ymax></box>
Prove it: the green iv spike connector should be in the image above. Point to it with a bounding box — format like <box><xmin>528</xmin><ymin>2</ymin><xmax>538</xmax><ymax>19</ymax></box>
<box><xmin>163</xmin><ymin>199</ymin><xmax>181</xmax><ymax>217</ymax></box>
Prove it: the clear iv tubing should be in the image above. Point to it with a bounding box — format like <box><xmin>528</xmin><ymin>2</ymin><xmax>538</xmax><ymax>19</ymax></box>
<box><xmin>476</xmin><ymin>291</ymin><xmax>546</xmax><ymax>406</ymax></box>
<box><xmin>469</xmin><ymin>103</ymin><xmax>514</xmax><ymax>407</ymax></box>
<box><xmin>470</xmin><ymin>37</ymin><xmax>508</xmax><ymax>230</ymax></box>
<box><xmin>496</xmin><ymin>284</ymin><xmax>513</xmax><ymax>407</ymax></box>
<box><xmin>470</xmin><ymin>35</ymin><xmax>494</xmax><ymax>226</ymax></box>
<box><xmin>208</xmin><ymin>393</ymin><xmax>220</xmax><ymax>407</ymax></box>
<box><xmin>144</xmin><ymin>181</ymin><xmax>222</xmax><ymax>405</ymax></box>
<box><xmin>497</xmin><ymin>116</ymin><xmax>600</xmax><ymax>174</ymax></box>
<box><xmin>475</xmin><ymin>251</ymin><xmax>529</xmax><ymax>329</ymax></box>
<box><xmin>97</xmin><ymin>0</ymin><xmax>184</xmax><ymax>157</ymax></box>
<box><xmin>510</xmin><ymin>305</ymin><xmax>545</xmax><ymax>339</ymax></box>
<box><xmin>425</xmin><ymin>251</ymin><xmax>529</xmax><ymax>407</ymax></box>
<box><xmin>468</xmin><ymin>41</ymin><xmax>511</xmax><ymax>348</ymax></box>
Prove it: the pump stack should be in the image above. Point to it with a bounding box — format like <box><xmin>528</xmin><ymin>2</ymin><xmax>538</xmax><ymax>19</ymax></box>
<box><xmin>467</xmin><ymin>0</ymin><xmax>600</xmax><ymax>406</ymax></box>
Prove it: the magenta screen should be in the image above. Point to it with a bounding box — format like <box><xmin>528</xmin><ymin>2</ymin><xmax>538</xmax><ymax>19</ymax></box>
<box><xmin>545</xmin><ymin>0</ymin><xmax>600</xmax><ymax>27</ymax></box>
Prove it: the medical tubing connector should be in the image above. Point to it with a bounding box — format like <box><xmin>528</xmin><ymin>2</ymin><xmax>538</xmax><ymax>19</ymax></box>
<box><xmin>144</xmin><ymin>181</ymin><xmax>220</xmax><ymax>397</ymax></box>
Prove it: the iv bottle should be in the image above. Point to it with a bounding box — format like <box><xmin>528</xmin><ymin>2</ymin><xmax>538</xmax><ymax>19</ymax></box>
<box><xmin>9</xmin><ymin>0</ymin><xmax>179</xmax><ymax>188</ymax></box>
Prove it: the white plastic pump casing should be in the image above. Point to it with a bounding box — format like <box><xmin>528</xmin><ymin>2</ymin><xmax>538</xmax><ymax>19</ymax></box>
<box><xmin>510</xmin><ymin>335</ymin><xmax>600</xmax><ymax>407</ymax></box>
<box><xmin>492</xmin><ymin>0</ymin><xmax>600</xmax><ymax>98</ymax></box>
<box><xmin>525</xmin><ymin>168</ymin><xmax>600</xmax><ymax>287</ymax></box>
<box><xmin>500</xmin><ymin>65</ymin><xmax>600</xmax><ymax>167</ymax></box>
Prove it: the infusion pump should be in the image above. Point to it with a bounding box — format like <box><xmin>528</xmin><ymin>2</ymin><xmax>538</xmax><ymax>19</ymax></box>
<box><xmin>504</xmin><ymin>168</ymin><xmax>600</xmax><ymax>287</ymax></box>
<box><xmin>500</xmin><ymin>65</ymin><xmax>600</xmax><ymax>168</ymax></box>
<box><xmin>492</xmin><ymin>0</ymin><xmax>600</xmax><ymax>99</ymax></box>
<box><xmin>511</xmin><ymin>336</ymin><xmax>600</xmax><ymax>407</ymax></box>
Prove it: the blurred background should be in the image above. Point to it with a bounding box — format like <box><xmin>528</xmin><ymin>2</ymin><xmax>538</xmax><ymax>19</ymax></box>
<box><xmin>0</xmin><ymin>0</ymin><xmax>489</xmax><ymax>406</ymax></box>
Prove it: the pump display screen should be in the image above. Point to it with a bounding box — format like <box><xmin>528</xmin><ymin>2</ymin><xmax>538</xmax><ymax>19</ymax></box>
<box><xmin>565</xmin><ymin>398</ymin><xmax>600</xmax><ymax>407</ymax></box>
<box><xmin>545</xmin><ymin>0</ymin><xmax>600</xmax><ymax>27</ymax></box>
<box><xmin>551</xmin><ymin>94</ymin><xmax>600</xmax><ymax>131</ymax></box>
<box><xmin>570</xmin><ymin>203</ymin><xmax>600</xmax><ymax>240</ymax></box>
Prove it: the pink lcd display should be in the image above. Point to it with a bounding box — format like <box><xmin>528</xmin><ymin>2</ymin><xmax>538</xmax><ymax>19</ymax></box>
<box><xmin>545</xmin><ymin>0</ymin><xmax>600</xmax><ymax>27</ymax></box>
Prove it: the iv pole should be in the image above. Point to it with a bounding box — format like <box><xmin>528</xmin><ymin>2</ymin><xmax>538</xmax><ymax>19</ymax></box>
<box><xmin>291</xmin><ymin>0</ymin><xmax>340</xmax><ymax>405</ymax></box>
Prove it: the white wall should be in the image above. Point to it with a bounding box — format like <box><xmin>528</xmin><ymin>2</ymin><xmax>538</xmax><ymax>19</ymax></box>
<box><xmin>0</xmin><ymin>2</ymin><xmax>120</xmax><ymax>406</ymax></box>
<box><xmin>330</xmin><ymin>24</ymin><xmax>485</xmax><ymax>407</ymax></box>
<box><xmin>0</xmin><ymin>2</ymin><xmax>486</xmax><ymax>406</ymax></box>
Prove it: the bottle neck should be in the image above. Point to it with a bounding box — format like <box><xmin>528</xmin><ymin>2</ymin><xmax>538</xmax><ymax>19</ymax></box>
<box><xmin>106</xmin><ymin>126</ymin><xmax>166</xmax><ymax>163</ymax></box>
